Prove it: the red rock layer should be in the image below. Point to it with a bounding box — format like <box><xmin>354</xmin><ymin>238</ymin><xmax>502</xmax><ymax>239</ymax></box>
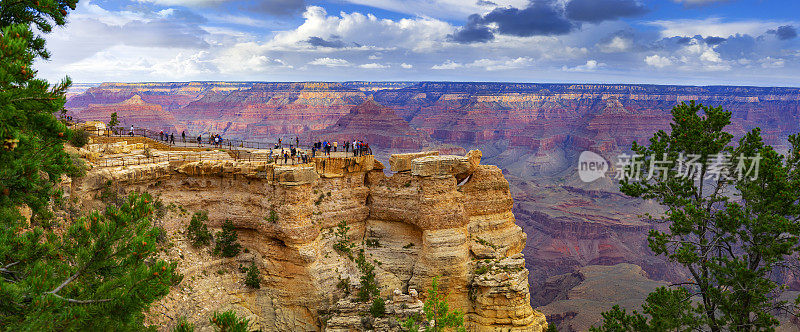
<box><xmin>308</xmin><ymin>98</ymin><xmax>433</xmax><ymax>151</ymax></box>
<box><xmin>71</xmin><ymin>95</ymin><xmax>178</xmax><ymax>133</ymax></box>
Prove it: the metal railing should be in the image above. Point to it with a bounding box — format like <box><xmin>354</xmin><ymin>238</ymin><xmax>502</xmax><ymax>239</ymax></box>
<box><xmin>96</xmin><ymin>153</ymin><xmax>287</xmax><ymax>167</ymax></box>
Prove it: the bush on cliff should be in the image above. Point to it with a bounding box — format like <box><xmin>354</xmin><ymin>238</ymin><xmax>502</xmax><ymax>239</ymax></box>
<box><xmin>69</xmin><ymin>128</ymin><xmax>89</xmax><ymax>148</ymax></box>
<box><xmin>401</xmin><ymin>276</ymin><xmax>465</xmax><ymax>332</ymax></box>
<box><xmin>172</xmin><ymin>317</ymin><xmax>195</xmax><ymax>332</ymax></box>
<box><xmin>244</xmin><ymin>261</ymin><xmax>260</xmax><ymax>289</ymax></box>
<box><xmin>593</xmin><ymin>101</ymin><xmax>800</xmax><ymax>331</ymax></box>
<box><xmin>187</xmin><ymin>211</ymin><xmax>212</xmax><ymax>247</ymax></box>
<box><xmin>369</xmin><ymin>297</ymin><xmax>386</xmax><ymax>317</ymax></box>
<box><xmin>213</xmin><ymin>220</ymin><xmax>241</xmax><ymax>257</ymax></box>
<box><xmin>333</xmin><ymin>220</ymin><xmax>355</xmax><ymax>260</ymax></box>
<box><xmin>355</xmin><ymin>249</ymin><xmax>379</xmax><ymax>302</ymax></box>
<box><xmin>210</xmin><ymin>310</ymin><xmax>249</xmax><ymax>332</ymax></box>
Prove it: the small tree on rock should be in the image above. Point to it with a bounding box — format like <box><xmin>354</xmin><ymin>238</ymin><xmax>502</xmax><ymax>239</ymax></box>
<box><xmin>210</xmin><ymin>310</ymin><xmax>249</xmax><ymax>332</ymax></box>
<box><xmin>402</xmin><ymin>276</ymin><xmax>465</xmax><ymax>332</ymax></box>
<box><xmin>186</xmin><ymin>211</ymin><xmax>212</xmax><ymax>247</ymax></box>
<box><xmin>213</xmin><ymin>220</ymin><xmax>241</xmax><ymax>257</ymax></box>
<box><xmin>244</xmin><ymin>261</ymin><xmax>260</xmax><ymax>289</ymax></box>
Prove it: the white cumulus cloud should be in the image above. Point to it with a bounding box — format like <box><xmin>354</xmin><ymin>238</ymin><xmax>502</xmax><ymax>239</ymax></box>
<box><xmin>309</xmin><ymin>57</ymin><xmax>351</xmax><ymax>67</ymax></box>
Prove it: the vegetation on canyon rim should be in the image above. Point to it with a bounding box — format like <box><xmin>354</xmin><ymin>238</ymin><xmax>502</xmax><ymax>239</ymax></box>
<box><xmin>0</xmin><ymin>1</ymin><xmax>182</xmax><ymax>330</ymax></box>
<box><xmin>592</xmin><ymin>102</ymin><xmax>800</xmax><ymax>331</ymax></box>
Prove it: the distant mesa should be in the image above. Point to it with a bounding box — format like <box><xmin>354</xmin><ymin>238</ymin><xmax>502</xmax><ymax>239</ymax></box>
<box><xmin>72</xmin><ymin>94</ymin><xmax>177</xmax><ymax>133</ymax></box>
<box><xmin>308</xmin><ymin>98</ymin><xmax>437</xmax><ymax>153</ymax></box>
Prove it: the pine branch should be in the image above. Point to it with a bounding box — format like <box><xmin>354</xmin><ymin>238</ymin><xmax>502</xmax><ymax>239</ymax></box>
<box><xmin>50</xmin><ymin>293</ymin><xmax>112</xmax><ymax>305</ymax></box>
<box><xmin>47</xmin><ymin>270</ymin><xmax>81</xmax><ymax>295</ymax></box>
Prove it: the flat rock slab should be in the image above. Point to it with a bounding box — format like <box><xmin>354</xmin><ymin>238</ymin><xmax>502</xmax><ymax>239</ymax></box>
<box><xmin>389</xmin><ymin>151</ymin><xmax>439</xmax><ymax>172</ymax></box>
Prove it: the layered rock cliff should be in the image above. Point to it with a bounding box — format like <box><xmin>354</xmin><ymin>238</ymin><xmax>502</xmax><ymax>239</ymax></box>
<box><xmin>309</xmin><ymin>98</ymin><xmax>436</xmax><ymax>153</ymax></box>
<box><xmin>71</xmin><ymin>95</ymin><xmax>179</xmax><ymax>133</ymax></box>
<box><xmin>66</xmin><ymin>81</ymin><xmax>800</xmax><ymax>322</ymax></box>
<box><xmin>68</xmin><ymin>138</ymin><xmax>547</xmax><ymax>331</ymax></box>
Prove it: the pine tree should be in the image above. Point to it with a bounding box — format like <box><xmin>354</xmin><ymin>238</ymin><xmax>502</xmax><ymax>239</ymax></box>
<box><xmin>210</xmin><ymin>310</ymin><xmax>249</xmax><ymax>332</ymax></box>
<box><xmin>186</xmin><ymin>211</ymin><xmax>212</xmax><ymax>247</ymax></box>
<box><xmin>0</xmin><ymin>4</ymin><xmax>182</xmax><ymax>329</ymax></box>
<box><xmin>402</xmin><ymin>276</ymin><xmax>466</xmax><ymax>332</ymax></box>
<box><xmin>1</xmin><ymin>0</ymin><xmax>80</xmax><ymax>225</ymax></box>
<box><xmin>244</xmin><ymin>261</ymin><xmax>260</xmax><ymax>289</ymax></box>
<box><xmin>593</xmin><ymin>101</ymin><xmax>800</xmax><ymax>331</ymax></box>
<box><xmin>213</xmin><ymin>220</ymin><xmax>241</xmax><ymax>257</ymax></box>
<box><xmin>0</xmin><ymin>192</ymin><xmax>183</xmax><ymax>330</ymax></box>
<box><xmin>107</xmin><ymin>112</ymin><xmax>119</xmax><ymax>131</ymax></box>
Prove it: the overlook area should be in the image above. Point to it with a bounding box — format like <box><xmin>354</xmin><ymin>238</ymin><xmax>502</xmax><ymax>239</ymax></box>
<box><xmin>62</xmin><ymin>130</ymin><xmax>548</xmax><ymax>331</ymax></box>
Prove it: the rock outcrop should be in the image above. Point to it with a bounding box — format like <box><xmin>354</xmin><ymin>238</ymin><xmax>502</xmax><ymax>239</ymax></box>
<box><xmin>68</xmin><ymin>141</ymin><xmax>547</xmax><ymax>331</ymax></box>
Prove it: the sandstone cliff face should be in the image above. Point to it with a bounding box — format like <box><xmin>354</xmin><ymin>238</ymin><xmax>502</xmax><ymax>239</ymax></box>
<box><xmin>69</xmin><ymin>140</ymin><xmax>546</xmax><ymax>331</ymax></box>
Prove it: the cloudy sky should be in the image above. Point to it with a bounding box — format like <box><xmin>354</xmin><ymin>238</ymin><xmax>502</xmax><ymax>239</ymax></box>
<box><xmin>35</xmin><ymin>0</ymin><xmax>800</xmax><ymax>86</ymax></box>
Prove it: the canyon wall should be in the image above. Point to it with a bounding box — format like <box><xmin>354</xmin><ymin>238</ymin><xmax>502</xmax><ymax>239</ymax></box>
<box><xmin>67</xmin><ymin>81</ymin><xmax>800</xmax><ymax>314</ymax></box>
<box><xmin>69</xmin><ymin>139</ymin><xmax>547</xmax><ymax>331</ymax></box>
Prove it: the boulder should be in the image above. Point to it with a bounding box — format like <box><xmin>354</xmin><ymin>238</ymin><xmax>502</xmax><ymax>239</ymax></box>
<box><xmin>274</xmin><ymin>165</ymin><xmax>319</xmax><ymax>185</ymax></box>
<box><xmin>411</xmin><ymin>150</ymin><xmax>482</xmax><ymax>179</ymax></box>
<box><xmin>389</xmin><ymin>151</ymin><xmax>439</xmax><ymax>172</ymax></box>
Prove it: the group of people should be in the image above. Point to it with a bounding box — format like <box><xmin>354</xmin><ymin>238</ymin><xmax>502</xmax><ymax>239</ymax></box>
<box><xmin>310</xmin><ymin>140</ymin><xmax>371</xmax><ymax>157</ymax></box>
<box><xmin>271</xmin><ymin>145</ymin><xmax>309</xmax><ymax>165</ymax></box>
<box><xmin>121</xmin><ymin>126</ymin><xmax>374</xmax><ymax>163</ymax></box>
<box><xmin>157</xmin><ymin>130</ymin><xmax>176</xmax><ymax>144</ymax></box>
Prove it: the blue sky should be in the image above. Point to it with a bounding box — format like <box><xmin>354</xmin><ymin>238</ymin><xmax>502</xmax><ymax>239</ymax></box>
<box><xmin>36</xmin><ymin>0</ymin><xmax>800</xmax><ymax>86</ymax></box>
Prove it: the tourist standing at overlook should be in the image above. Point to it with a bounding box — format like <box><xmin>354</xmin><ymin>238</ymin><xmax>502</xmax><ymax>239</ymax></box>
<box><xmin>169</xmin><ymin>133</ymin><xmax>174</xmax><ymax>145</ymax></box>
<box><xmin>181</xmin><ymin>131</ymin><xmax>186</xmax><ymax>143</ymax></box>
<box><xmin>129</xmin><ymin>125</ymin><xmax>134</xmax><ymax>136</ymax></box>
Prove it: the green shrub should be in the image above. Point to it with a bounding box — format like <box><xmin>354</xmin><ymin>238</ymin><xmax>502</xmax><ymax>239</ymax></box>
<box><xmin>475</xmin><ymin>265</ymin><xmax>489</xmax><ymax>275</ymax></box>
<box><xmin>187</xmin><ymin>211</ymin><xmax>212</xmax><ymax>247</ymax></box>
<box><xmin>172</xmin><ymin>317</ymin><xmax>195</xmax><ymax>332</ymax></box>
<box><xmin>264</xmin><ymin>209</ymin><xmax>278</xmax><ymax>223</ymax></box>
<box><xmin>244</xmin><ymin>261</ymin><xmax>260</xmax><ymax>289</ymax></box>
<box><xmin>403</xmin><ymin>276</ymin><xmax>466</xmax><ymax>332</ymax></box>
<box><xmin>70</xmin><ymin>128</ymin><xmax>89</xmax><ymax>147</ymax></box>
<box><xmin>210</xmin><ymin>310</ymin><xmax>249</xmax><ymax>332</ymax></box>
<box><xmin>337</xmin><ymin>276</ymin><xmax>351</xmax><ymax>295</ymax></box>
<box><xmin>213</xmin><ymin>220</ymin><xmax>241</xmax><ymax>257</ymax></box>
<box><xmin>365</xmin><ymin>238</ymin><xmax>380</xmax><ymax>248</ymax></box>
<box><xmin>369</xmin><ymin>297</ymin><xmax>386</xmax><ymax>317</ymax></box>
<box><xmin>333</xmin><ymin>220</ymin><xmax>354</xmax><ymax>259</ymax></box>
<box><xmin>355</xmin><ymin>249</ymin><xmax>379</xmax><ymax>302</ymax></box>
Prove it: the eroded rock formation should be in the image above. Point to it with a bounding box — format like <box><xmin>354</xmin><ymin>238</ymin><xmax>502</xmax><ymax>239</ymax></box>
<box><xmin>68</xmin><ymin>138</ymin><xmax>547</xmax><ymax>331</ymax></box>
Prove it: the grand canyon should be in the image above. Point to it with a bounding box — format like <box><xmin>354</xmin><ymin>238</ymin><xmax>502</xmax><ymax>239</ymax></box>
<box><xmin>65</xmin><ymin>81</ymin><xmax>800</xmax><ymax>330</ymax></box>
